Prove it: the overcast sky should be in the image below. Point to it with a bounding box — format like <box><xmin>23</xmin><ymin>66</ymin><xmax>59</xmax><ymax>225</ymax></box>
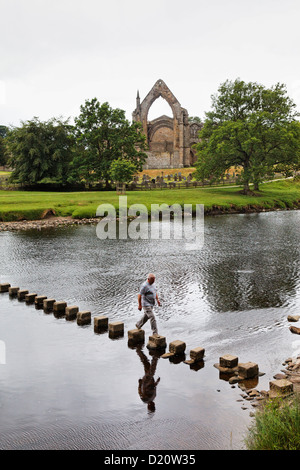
<box><xmin>1</xmin><ymin>0</ymin><xmax>300</xmax><ymax>127</ymax></box>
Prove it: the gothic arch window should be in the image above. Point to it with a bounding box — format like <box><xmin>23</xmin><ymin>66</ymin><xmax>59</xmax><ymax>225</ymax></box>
<box><xmin>132</xmin><ymin>79</ymin><xmax>190</xmax><ymax>167</ymax></box>
<box><xmin>140</xmin><ymin>79</ymin><xmax>182</xmax><ymax>124</ymax></box>
<box><xmin>148</xmin><ymin>96</ymin><xmax>173</xmax><ymax>122</ymax></box>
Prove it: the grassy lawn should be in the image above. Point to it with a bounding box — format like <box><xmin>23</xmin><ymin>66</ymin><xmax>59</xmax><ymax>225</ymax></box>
<box><xmin>0</xmin><ymin>180</ymin><xmax>299</xmax><ymax>221</ymax></box>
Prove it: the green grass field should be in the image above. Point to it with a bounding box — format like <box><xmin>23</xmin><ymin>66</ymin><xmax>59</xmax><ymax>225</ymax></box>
<box><xmin>0</xmin><ymin>180</ymin><xmax>299</xmax><ymax>221</ymax></box>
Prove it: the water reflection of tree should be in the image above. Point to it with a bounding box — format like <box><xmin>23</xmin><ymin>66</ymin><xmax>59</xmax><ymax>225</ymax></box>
<box><xmin>200</xmin><ymin>214</ymin><xmax>300</xmax><ymax>312</ymax></box>
<box><xmin>135</xmin><ymin>346</ymin><xmax>160</xmax><ymax>413</ymax></box>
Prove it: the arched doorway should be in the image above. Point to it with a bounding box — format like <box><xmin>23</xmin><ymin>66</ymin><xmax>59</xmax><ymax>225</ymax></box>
<box><xmin>132</xmin><ymin>79</ymin><xmax>190</xmax><ymax>168</ymax></box>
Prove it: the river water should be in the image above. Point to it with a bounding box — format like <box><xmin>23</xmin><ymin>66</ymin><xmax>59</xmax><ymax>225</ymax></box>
<box><xmin>0</xmin><ymin>210</ymin><xmax>300</xmax><ymax>450</ymax></box>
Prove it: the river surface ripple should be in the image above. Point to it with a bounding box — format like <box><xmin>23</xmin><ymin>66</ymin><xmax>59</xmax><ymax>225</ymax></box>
<box><xmin>0</xmin><ymin>210</ymin><xmax>299</xmax><ymax>450</ymax></box>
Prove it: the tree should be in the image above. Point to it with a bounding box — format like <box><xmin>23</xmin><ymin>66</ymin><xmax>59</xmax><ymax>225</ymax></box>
<box><xmin>6</xmin><ymin>117</ymin><xmax>74</xmax><ymax>185</ymax></box>
<box><xmin>0</xmin><ymin>125</ymin><xmax>7</xmax><ymax>138</ymax></box>
<box><xmin>109</xmin><ymin>158</ymin><xmax>137</xmax><ymax>193</ymax></box>
<box><xmin>188</xmin><ymin>116</ymin><xmax>203</xmax><ymax>124</ymax></box>
<box><xmin>74</xmin><ymin>99</ymin><xmax>147</xmax><ymax>186</ymax></box>
<box><xmin>194</xmin><ymin>79</ymin><xmax>300</xmax><ymax>194</ymax></box>
<box><xmin>0</xmin><ymin>138</ymin><xmax>6</xmax><ymax>166</ymax></box>
<box><xmin>0</xmin><ymin>125</ymin><xmax>7</xmax><ymax>166</ymax></box>
<box><xmin>275</xmin><ymin>161</ymin><xmax>300</xmax><ymax>178</ymax></box>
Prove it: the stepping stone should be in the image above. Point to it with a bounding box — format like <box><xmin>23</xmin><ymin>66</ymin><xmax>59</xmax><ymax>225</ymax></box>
<box><xmin>190</xmin><ymin>347</ymin><xmax>205</xmax><ymax>362</ymax></box>
<box><xmin>147</xmin><ymin>334</ymin><xmax>166</xmax><ymax>350</ymax></box>
<box><xmin>269</xmin><ymin>379</ymin><xmax>294</xmax><ymax>398</ymax></box>
<box><xmin>185</xmin><ymin>347</ymin><xmax>205</xmax><ymax>365</ymax></box>
<box><xmin>35</xmin><ymin>296</ymin><xmax>47</xmax><ymax>308</ymax></box>
<box><xmin>169</xmin><ymin>340</ymin><xmax>186</xmax><ymax>355</ymax></box>
<box><xmin>94</xmin><ymin>315</ymin><xmax>109</xmax><ymax>332</ymax></box>
<box><xmin>109</xmin><ymin>321</ymin><xmax>124</xmax><ymax>338</ymax></box>
<box><xmin>53</xmin><ymin>301</ymin><xmax>67</xmax><ymax>315</ymax></box>
<box><xmin>0</xmin><ymin>283</ymin><xmax>10</xmax><ymax>292</ymax></box>
<box><xmin>162</xmin><ymin>341</ymin><xmax>186</xmax><ymax>359</ymax></box>
<box><xmin>287</xmin><ymin>315</ymin><xmax>300</xmax><ymax>322</ymax></box>
<box><xmin>25</xmin><ymin>293</ymin><xmax>37</xmax><ymax>304</ymax></box>
<box><xmin>238</xmin><ymin>362</ymin><xmax>259</xmax><ymax>379</ymax></box>
<box><xmin>17</xmin><ymin>290</ymin><xmax>29</xmax><ymax>300</ymax></box>
<box><xmin>9</xmin><ymin>287</ymin><xmax>19</xmax><ymax>297</ymax></box>
<box><xmin>43</xmin><ymin>298</ymin><xmax>56</xmax><ymax>312</ymax></box>
<box><xmin>161</xmin><ymin>352</ymin><xmax>175</xmax><ymax>359</ymax></box>
<box><xmin>65</xmin><ymin>305</ymin><xmax>79</xmax><ymax>321</ymax></box>
<box><xmin>77</xmin><ymin>311</ymin><xmax>91</xmax><ymax>326</ymax></box>
<box><xmin>220</xmin><ymin>354</ymin><xmax>238</xmax><ymax>368</ymax></box>
<box><xmin>128</xmin><ymin>328</ymin><xmax>144</xmax><ymax>343</ymax></box>
<box><xmin>290</xmin><ymin>326</ymin><xmax>300</xmax><ymax>335</ymax></box>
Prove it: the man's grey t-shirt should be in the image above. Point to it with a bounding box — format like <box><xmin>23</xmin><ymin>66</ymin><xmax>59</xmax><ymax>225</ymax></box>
<box><xmin>140</xmin><ymin>281</ymin><xmax>156</xmax><ymax>307</ymax></box>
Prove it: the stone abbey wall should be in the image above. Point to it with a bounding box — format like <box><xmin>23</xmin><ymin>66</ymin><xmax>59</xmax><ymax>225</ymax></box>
<box><xmin>132</xmin><ymin>79</ymin><xmax>202</xmax><ymax>169</ymax></box>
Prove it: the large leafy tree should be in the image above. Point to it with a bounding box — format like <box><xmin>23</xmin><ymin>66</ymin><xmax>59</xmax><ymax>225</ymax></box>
<box><xmin>6</xmin><ymin>117</ymin><xmax>74</xmax><ymax>185</ymax></box>
<box><xmin>73</xmin><ymin>99</ymin><xmax>147</xmax><ymax>185</ymax></box>
<box><xmin>194</xmin><ymin>79</ymin><xmax>300</xmax><ymax>193</ymax></box>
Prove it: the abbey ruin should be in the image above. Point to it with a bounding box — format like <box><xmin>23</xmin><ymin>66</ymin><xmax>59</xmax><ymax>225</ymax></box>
<box><xmin>132</xmin><ymin>79</ymin><xmax>202</xmax><ymax>169</ymax></box>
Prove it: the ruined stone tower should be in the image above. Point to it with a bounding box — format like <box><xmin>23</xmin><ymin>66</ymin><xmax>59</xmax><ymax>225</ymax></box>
<box><xmin>132</xmin><ymin>79</ymin><xmax>202</xmax><ymax>169</ymax></box>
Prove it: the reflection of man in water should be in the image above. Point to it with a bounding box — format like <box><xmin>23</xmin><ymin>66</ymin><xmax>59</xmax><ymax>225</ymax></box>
<box><xmin>136</xmin><ymin>273</ymin><xmax>160</xmax><ymax>335</ymax></box>
<box><xmin>136</xmin><ymin>346</ymin><xmax>160</xmax><ymax>413</ymax></box>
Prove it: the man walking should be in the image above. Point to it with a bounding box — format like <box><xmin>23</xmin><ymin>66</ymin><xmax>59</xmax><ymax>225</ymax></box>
<box><xmin>136</xmin><ymin>273</ymin><xmax>160</xmax><ymax>335</ymax></box>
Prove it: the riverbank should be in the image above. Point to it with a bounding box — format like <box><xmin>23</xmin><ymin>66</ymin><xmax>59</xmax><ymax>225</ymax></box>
<box><xmin>1</xmin><ymin>205</ymin><xmax>300</xmax><ymax>232</ymax></box>
<box><xmin>0</xmin><ymin>216</ymin><xmax>100</xmax><ymax>231</ymax></box>
<box><xmin>0</xmin><ymin>179</ymin><xmax>299</xmax><ymax>225</ymax></box>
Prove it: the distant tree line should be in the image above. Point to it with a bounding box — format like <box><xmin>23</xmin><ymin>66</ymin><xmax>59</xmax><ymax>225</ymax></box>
<box><xmin>2</xmin><ymin>99</ymin><xmax>147</xmax><ymax>188</ymax></box>
<box><xmin>2</xmin><ymin>80</ymin><xmax>300</xmax><ymax>192</ymax></box>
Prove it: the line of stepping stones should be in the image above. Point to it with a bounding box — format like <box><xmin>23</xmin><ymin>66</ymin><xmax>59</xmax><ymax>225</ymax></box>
<box><xmin>0</xmin><ymin>283</ymin><xmax>204</xmax><ymax>366</ymax></box>
<box><xmin>1</xmin><ymin>282</ymin><xmax>298</xmax><ymax>406</ymax></box>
